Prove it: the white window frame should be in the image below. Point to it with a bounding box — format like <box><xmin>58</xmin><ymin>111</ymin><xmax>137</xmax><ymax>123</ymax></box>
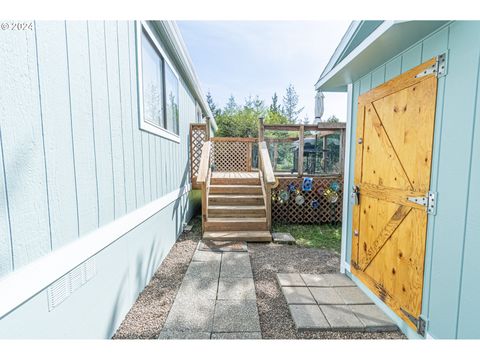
<box><xmin>136</xmin><ymin>21</ymin><xmax>180</xmax><ymax>143</ymax></box>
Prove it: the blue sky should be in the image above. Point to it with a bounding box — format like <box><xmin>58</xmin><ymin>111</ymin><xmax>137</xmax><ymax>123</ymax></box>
<box><xmin>178</xmin><ymin>21</ymin><xmax>351</xmax><ymax>122</ymax></box>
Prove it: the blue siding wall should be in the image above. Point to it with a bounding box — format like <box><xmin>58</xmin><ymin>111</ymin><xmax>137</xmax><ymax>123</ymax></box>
<box><xmin>0</xmin><ymin>20</ymin><xmax>196</xmax><ymax>277</ymax></box>
<box><xmin>344</xmin><ymin>21</ymin><xmax>480</xmax><ymax>339</ymax></box>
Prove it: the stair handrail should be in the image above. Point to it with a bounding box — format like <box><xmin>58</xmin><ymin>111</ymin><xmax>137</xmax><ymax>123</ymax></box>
<box><xmin>197</xmin><ymin>141</ymin><xmax>211</xmax><ymax>233</ymax></box>
<box><xmin>258</xmin><ymin>140</ymin><xmax>276</xmax><ymax>230</ymax></box>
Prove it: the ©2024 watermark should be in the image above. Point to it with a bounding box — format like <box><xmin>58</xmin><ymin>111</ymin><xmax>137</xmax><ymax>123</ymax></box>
<box><xmin>1</xmin><ymin>22</ymin><xmax>33</xmax><ymax>31</ymax></box>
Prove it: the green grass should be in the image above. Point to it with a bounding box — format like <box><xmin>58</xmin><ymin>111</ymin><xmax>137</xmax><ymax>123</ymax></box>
<box><xmin>272</xmin><ymin>223</ymin><xmax>342</xmax><ymax>253</ymax></box>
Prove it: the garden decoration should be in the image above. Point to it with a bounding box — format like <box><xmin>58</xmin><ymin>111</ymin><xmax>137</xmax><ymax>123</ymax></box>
<box><xmin>311</xmin><ymin>199</ymin><xmax>319</xmax><ymax>209</ymax></box>
<box><xmin>295</xmin><ymin>194</ymin><xmax>305</xmax><ymax>205</ymax></box>
<box><xmin>302</xmin><ymin>177</ymin><xmax>313</xmax><ymax>191</ymax></box>
<box><xmin>279</xmin><ymin>190</ymin><xmax>290</xmax><ymax>202</ymax></box>
<box><xmin>323</xmin><ymin>187</ymin><xmax>339</xmax><ymax>204</ymax></box>
<box><xmin>288</xmin><ymin>183</ymin><xmax>296</xmax><ymax>192</ymax></box>
<box><xmin>330</xmin><ymin>181</ymin><xmax>340</xmax><ymax>192</ymax></box>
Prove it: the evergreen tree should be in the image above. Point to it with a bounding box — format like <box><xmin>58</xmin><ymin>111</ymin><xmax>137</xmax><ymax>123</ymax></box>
<box><xmin>224</xmin><ymin>95</ymin><xmax>239</xmax><ymax>115</ymax></box>
<box><xmin>269</xmin><ymin>92</ymin><xmax>281</xmax><ymax>114</ymax></box>
<box><xmin>282</xmin><ymin>84</ymin><xmax>304</xmax><ymax>123</ymax></box>
<box><xmin>326</xmin><ymin>115</ymin><xmax>340</xmax><ymax>123</ymax></box>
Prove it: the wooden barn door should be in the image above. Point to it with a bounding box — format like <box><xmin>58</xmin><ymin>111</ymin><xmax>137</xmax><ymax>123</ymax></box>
<box><xmin>351</xmin><ymin>58</ymin><xmax>440</xmax><ymax>333</ymax></box>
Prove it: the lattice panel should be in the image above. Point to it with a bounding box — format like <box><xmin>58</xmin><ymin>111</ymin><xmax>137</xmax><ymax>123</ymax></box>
<box><xmin>272</xmin><ymin>176</ymin><xmax>343</xmax><ymax>224</ymax></box>
<box><xmin>211</xmin><ymin>141</ymin><xmax>250</xmax><ymax>172</ymax></box>
<box><xmin>190</xmin><ymin>124</ymin><xmax>207</xmax><ymax>188</ymax></box>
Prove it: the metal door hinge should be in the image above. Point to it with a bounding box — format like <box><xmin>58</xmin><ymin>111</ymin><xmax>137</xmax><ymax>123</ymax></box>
<box><xmin>407</xmin><ymin>191</ymin><xmax>436</xmax><ymax>215</ymax></box>
<box><xmin>400</xmin><ymin>308</ymin><xmax>427</xmax><ymax>337</ymax></box>
<box><xmin>415</xmin><ymin>53</ymin><xmax>447</xmax><ymax>78</ymax></box>
<box><xmin>351</xmin><ymin>185</ymin><xmax>360</xmax><ymax>205</ymax></box>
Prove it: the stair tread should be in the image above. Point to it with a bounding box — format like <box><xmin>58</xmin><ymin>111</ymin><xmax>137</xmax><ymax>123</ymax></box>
<box><xmin>209</xmin><ymin>205</ymin><xmax>265</xmax><ymax>209</ymax></box>
<box><xmin>209</xmin><ymin>194</ymin><xmax>263</xmax><ymax>198</ymax></box>
<box><xmin>206</xmin><ymin>217</ymin><xmax>267</xmax><ymax>223</ymax></box>
<box><xmin>210</xmin><ymin>184</ymin><xmax>262</xmax><ymax>188</ymax></box>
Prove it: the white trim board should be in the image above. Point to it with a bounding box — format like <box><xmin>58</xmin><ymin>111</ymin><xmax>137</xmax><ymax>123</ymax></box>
<box><xmin>0</xmin><ymin>184</ymin><xmax>191</xmax><ymax>319</ymax></box>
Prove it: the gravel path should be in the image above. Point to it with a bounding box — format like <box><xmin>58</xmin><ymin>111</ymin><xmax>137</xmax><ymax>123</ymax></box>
<box><xmin>112</xmin><ymin>217</ymin><xmax>201</xmax><ymax>339</ymax></box>
<box><xmin>248</xmin><ymin>242</ymin><xmax>406</xmax><ymax>339</ymax></box>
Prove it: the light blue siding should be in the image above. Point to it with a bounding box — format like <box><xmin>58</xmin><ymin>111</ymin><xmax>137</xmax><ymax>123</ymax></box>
<box><xmin>0</xmin><ymin>22</ymin><xmax>51</xmax><ymax>268</ymax></box>
<box><xmin>344</xmin><ymin>21</ymin><xmax>480</xmax><ymax>339</ymax></box>
<box><xmin>66</xmin><ymin>21</ymin><xmax>99</xmax><ymax>236</ymax></box>
<box><xmin>35</xmin><ymin>21</ymin><xmax>78</xmax><ymax>249</ymax></box>
<box><xmin>0</xmin><ymin>129</ymin><xmax>13</xmax><ymax>276</ymax></box>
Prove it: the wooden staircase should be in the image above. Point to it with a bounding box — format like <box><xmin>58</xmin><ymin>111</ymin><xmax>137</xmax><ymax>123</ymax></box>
<box><xmin>203</xmin><ymin>172</ymin><xmax>272</xmax><ymax>242</ymax></box>
<box><xmin>196</xmin><ymin>137</ymin><xmax>276</xmax><ymax>243</ymax></box>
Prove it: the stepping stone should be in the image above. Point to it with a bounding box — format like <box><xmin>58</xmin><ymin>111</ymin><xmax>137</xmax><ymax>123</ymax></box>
<box><xmin>289</xmin><ymin>305</ymin><xmax>330</xmax><ymax>331</ymax></box>
<box><xmin>163</xmin><ymin>297</ymin><xmax>216</xmax><ymax>332</ymax></box>
<box><xmin>282</xmin><ymin>287</ymin><xmax>316</xmax><ymax>304</ymax></box>
<box><xmin>158</xmin><ymin>330</ymin><xmax>211</xmax><ymax>339</ymax></box>
<box><xmin>218</xmin><ymin>278</ymin><xmax>256</xmax><ymax>300</ymax></box>
<box><xmin>335</xmin><ymin>287</ymin><xmax>374</xmax><ymax>305</ymax></box>
<box><xmin>213</xmin><ymin>300</ymin><xmax>261</xmax><ymax>332</ymax></box>
<box><xmin>175</xmin><ymin>277</ymin><xmax>218</xmax><ymax>301</ymax></box>
<box><xmin>192</xmin><ymin>250</ymin><xmax>222</xmax><ymax>263</ymax></box>
<box><xmin>322</xmin><ymin>273</ymin><xmax>356</xmax><ymax>287</ymax></box>
<box><xmin>211</xmin><ymin>332</ymin><xmax>262</xmax><ymax>339</ymax></box>
<box><xmin>276</xmin><ymin>273</ymin><xmax>305</xmax><ymax>287</ymax></box>
<box><xmin>220</xmin><ymin>253</ymin><xmax>253</xmax><ymax>278</ymax></box>
<box><xmin>198</xmin><ymin>239</ymin><xmax>247</xmax><ymax>252</ymax></box>
<box><xmin>320</xmin><ymin>305</ymin><xmax>365</xmax><ymax>331</ymax></box>
<box><xmin>185</xmin><ymin>260</ymin><xmax>220</xmax><ymax>279</ymax></box>
<box><xmin>350</xmin><ymin>305</ymin><xmax>398</xmax><ymax>331</ymax></box>
<box><xmin>300</xmin><ymin>273</ymin><xmax>329</xmax><ymax>287</ymax></box>
<box><xmin>272</xmin><ymin>232</ymin><xmax>296</xmax><ymax>245</ymax></box>
<box><xmin>310</xmin><ymin>287</ymin><xmax>344</xmax><ymax>305</ymax></box>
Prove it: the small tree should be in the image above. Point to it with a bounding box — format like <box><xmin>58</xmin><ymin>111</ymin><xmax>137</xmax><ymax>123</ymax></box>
<box><xmin>326</xmin><ymin>115</ymin><xmax>340</xmax><ymax>123</ymax></box>
<box><xmin>269</xmin><ymin>92</ymin><xmax>281</xmax><ymax>114</ymax></box>
<box><xmin>282</xmin><ymin>84</ymin><xmax>304</xmax><ymax>123</ymax></box>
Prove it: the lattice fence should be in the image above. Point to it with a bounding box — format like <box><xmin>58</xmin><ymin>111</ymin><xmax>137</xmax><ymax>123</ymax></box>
<box><xmin>190</xmin><ymin>124</ymin><xmax>207</xmax><ymax>189</ymax></box>
<box><xmin>210</xmin><ymin>138</ymin><xmax>254</xmax><ymax>172</ymax></box>
<box><xmin>272</xmin><ymin>175</ymin><xmax>343</xmax><ymax>224</ymax></box>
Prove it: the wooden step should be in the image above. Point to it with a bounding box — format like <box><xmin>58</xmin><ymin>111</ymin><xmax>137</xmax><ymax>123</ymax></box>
<box><xmin>210</xmin><ymin>177</ymin><xmax>261</xmax><ymax>186</ymax></box>
<box><xmin>208</xmin><ymin>194</ymin><xmax>264</xmax><ymax>206</ymax></box>
<box><xmin>208</xmin><ymin>205</ymin><xmax>266</xmax><ymax>218</ymax></box>
<box><xmin>203</xmin><ymin>231</ymin><xmax>272</xmax><ymax>243</ymax></box>
<box><xmin>209</xmin><ymin>185</ymin><xmax>263</xmax><ymax>195</ymax></box>
<box><xmin>205</xmin><ymin>218</ymin><xmax>268</xmax><ymax>231</ymax></box>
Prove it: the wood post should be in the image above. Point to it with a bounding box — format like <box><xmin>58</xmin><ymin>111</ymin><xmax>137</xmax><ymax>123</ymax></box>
<box><xmin>205</xmin><ymin>117</ymin><xmax>211</xmax><ymax>140</ymax></box>
<box><xmin>339</xmin><ymin>128</ymin><xmax>345</xmax><ymax>175</ymax></box>
<box><xmin>258</xmin><ymin>117</ymin><xmax>265</xmax><ymax>142</ymax></box>
<box><xmin>247</xmin><ymin>142</ymin><xmax>252</xmax><ymax>171</ymax></box>
<box><xmin>298</xmin><ymin>125</ymin><xmax>304</xmax><ymax>177</ymax></box>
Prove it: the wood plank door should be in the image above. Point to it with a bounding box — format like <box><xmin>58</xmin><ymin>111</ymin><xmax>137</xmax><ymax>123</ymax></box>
<box><xmin>351</xmin><ymin>58</ymin><xmax>439</xmax><ymax>332</ymax></box>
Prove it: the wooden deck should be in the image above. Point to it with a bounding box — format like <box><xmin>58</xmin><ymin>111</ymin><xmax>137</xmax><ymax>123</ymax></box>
<box><xmin>211</xmin><ymin>171</ymin><xmax>259</xmax><ymax>179</ymax></box>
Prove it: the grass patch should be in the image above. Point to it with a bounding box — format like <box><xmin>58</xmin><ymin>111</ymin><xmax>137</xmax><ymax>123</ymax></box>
<box><xmin>272</xmin><ymin>223</ymin><xmax>342</xmax><ymax>253</ymax></box>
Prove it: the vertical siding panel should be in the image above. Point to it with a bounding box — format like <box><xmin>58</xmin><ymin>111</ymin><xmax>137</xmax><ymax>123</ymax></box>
<box><xmin>36</xmin><ymin>21</ymin><xmax>78</xmax><ymax>249</ymax></box>
<box><xmin>149</xmin><ymin>135</ymin><xmax>158</xmax><ymax>199</ymax></box>
<box><xmin>155</xmin><ymin>138</ymin><xmax>163</xmax><ymax>196</ymax></box>
<box><xmin>401</xmin><ymin>43</ymin><xmax>422</xmax><ymax>72</ymax></box>
<box><xmin>105</xmin><ymin>21</ymin><xmax>126</xmax><ymax>218</ymax></box>
<box><xmin>427</xmin><ymin>21</ymin><xmax>480</xmax><ymax>339</ymax></box>
<box><xmin>88</xmin><ymin>21</ymin><xmax>115</xmax><ymax>227</ymax></box>
<box><xmin>359</xmin><ymin>74</ymin><xmax>372</xmax><ymax>94</ymax></box>
<box><xmin>141</xmin><ymin>133</ymin><xmax>151</xmax><ymax>202</ymax></box>
<box><xmin>117</xmin><ymin>21</ymin><xmax>136</xmax><ymax>212</ymax></box>
<box><xmin>0</xmin><ymin>129</ymin><xmax>13</xmax><ymax>276</ymax></box>
<box><xmin>422</xmin><ymin>27</ymin><xmax>449</xmax><ymax>62</ymax></box>
<box><xmin>370</xmin><ymin>66</ymin><xmax>385</xmax><ymax>90</ymax></box>
<box><xmin>0</xmin><ymin>24</ymin><xmax>51</xmax><ymax>268</ymax></box>
<box><xmin>457</xmin><ymin>64</ymin><xmax>480</xmax><ymax>338</ymax></box>
<box><xmin>128</xmin><ymin>21</ymin><xmax>145</xmax><ymax>208</ymax></box>
<box><xmin>385</xmin><ymin>56</ymin><xmax>402</xmax><ymax>81</ymax></box>
<box><xmin>66</xmin><ymin>21</ymin><xmax>99</xmax><ymax>236</ymax></box>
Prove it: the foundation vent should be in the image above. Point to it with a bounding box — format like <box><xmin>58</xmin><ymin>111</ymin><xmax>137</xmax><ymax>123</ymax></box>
<box><xmin>47</xmin><ymin>258</ymin><xmax>97</xmax><ymax>311</ymax></box>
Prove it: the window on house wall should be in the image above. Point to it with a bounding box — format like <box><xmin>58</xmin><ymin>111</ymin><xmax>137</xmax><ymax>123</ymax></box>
<box><xmin>137</xmin><ymin>21</ymin><xmax>180</xmax><ymax>142</ymax></box>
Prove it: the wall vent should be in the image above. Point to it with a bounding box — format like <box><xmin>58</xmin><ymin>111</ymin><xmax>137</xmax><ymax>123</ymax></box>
<box><xmin>47</xmin><ymin>258</ymin><xmax>96</xmax><ymax>312</ymax></box>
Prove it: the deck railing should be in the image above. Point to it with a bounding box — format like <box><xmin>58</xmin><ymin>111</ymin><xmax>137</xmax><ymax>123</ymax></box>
<box><xmin>197</xmin><ymin>140</ymin><xmax>212</xmax><ymax>232</ymax></box>
<box><xmin>210</xmin><ymin>137</ymin><xmax>257</xmax><ymax>172</ymax></box>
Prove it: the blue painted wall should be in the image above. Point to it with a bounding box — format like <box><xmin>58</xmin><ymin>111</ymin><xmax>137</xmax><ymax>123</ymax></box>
<box><xmin>0</xmin><ymin>21</ymin><xmax>201</xmax><ymax>338</ymax></box>
<box><xmin>344</xmin><ymin>21</ymin><xmax>480</xmax><ymax>339</ymax></box>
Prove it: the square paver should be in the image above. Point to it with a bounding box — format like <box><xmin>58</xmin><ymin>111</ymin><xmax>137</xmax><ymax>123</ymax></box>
<box><xmin>272</xmin><ymin>232</ymin><xmax>296</xmax><ymax>244</ymax></box>
<box><xmin>175</xmin><ymin>277</ymin><xmax>218</xmax><ymax>301</ymax></box>
<box><xmin>288</xmin><ymin>305</ymin><xmax>330</xmax><ymax>331</ymax></box>
<box><xmin>350</xmin><ymin>304</ymin><xmax>398</xmax><ymax>331</ymax></box>
<box><xmin>276</xmin><ymin>273</ymin><xmax>305</xmax><ymax>287</ymax></box>
<box><xmin>185</xmin><ymin>260</ymin><xmax>220</xmax><ymax>279</ymax></box>
<box><xmin>213</xmin><ymin>300</ymin><xmax>261</xmax><ymax>332</ymax></box>
<box><xmin>320</xmin><ymin>305</ymin><xmax>365</xmax><ymax>331</ymax></box>
<box><xmin>192</xmin><ymin>250</ymin><xmax>222</xmax><ymax>263</ymax></box>
<box><xmin>300</xmin><ymin>274</ymin><xmax>329</xmax><ymax>287</ymax></box>
<box><xmin>218</xmin><ymin>278</ymin><xmax>256</xmax><ymax>300</ymax></box>
<box><xmin>322</xmin><ymin>273</ymin><xmax>356</xmax><ymax>287</ymax></box>
<box><xmin>158</xmin><ymin>330</ymin><xmax>211</xmax><ymax>339</ymax></box>
<box><xmin>211</xmin><ymin>332</ymin><xmax>262</xmax><ymax>339</ymax></box>
<box><xmin>220</xmin><ymin>253</ymin><xmax>252</xmax><ymax>278</ymax></box>
<box><xmin>335</xmin><ymin>287</ymin><xmax>374</xmax><ymax>305</ymax></box>
<box><xmin>309</xmin><ymin>287</ymin><xmax>344</xmax><ymax>305</ymax></box>
<box><xmin>163</xmin><ymin>297</ymin><xmax>216</xmax><ymax>332</ymax></box>
<box><xmin>282</xmin><ymin>287</ymin><xmax>316</xmax><ymax>304</ymax></box>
